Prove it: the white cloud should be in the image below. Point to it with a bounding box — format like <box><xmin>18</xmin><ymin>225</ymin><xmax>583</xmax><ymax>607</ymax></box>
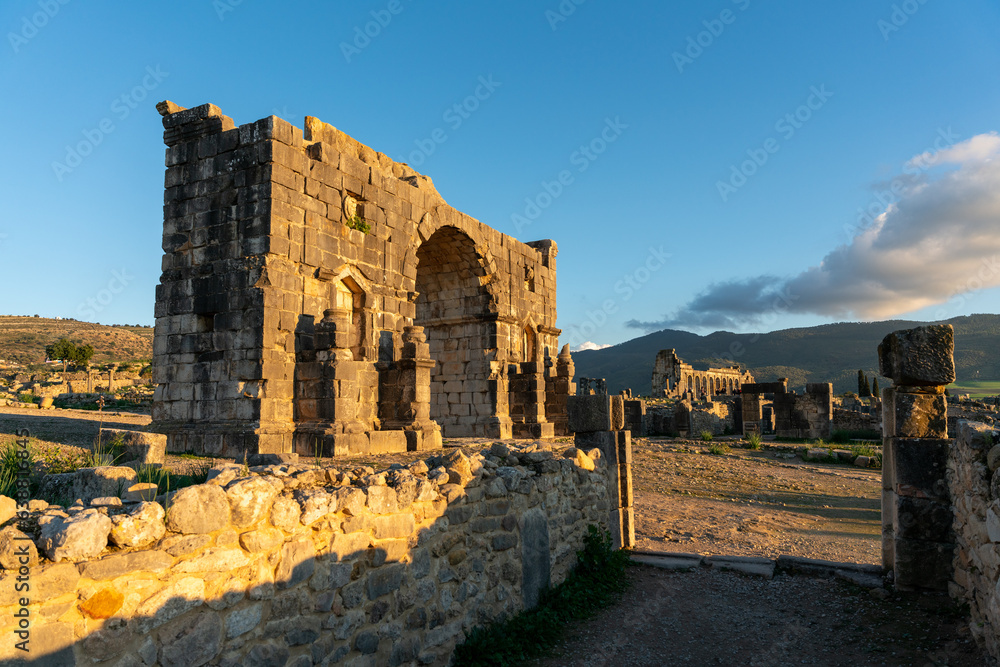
<box><xmin>629</xmin><ymin>133</ymin><xmax>1000</xmax><ymax>331</ymax></box>
<box><xmin>573</xmin><ymin>341</ymin><xmax>611</xmax><ymax>352</ymax></box>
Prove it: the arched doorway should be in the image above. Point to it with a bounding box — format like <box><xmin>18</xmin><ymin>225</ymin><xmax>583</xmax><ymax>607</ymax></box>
<box><xmin>414</xmin><ymin>226</ymin><xmax>498</xmax><ymax>437</ymax></box>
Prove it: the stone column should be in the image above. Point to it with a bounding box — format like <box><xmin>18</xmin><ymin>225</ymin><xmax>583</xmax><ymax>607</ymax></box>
<box><xmin>566</xmin><ymin>391</ymin><xmax>634</xmax><ymax>549</ymax></box>
<box><xmin>512</xmin><ymin>361</ymin><xmax>555</xmax><ymax>439</ymax></box>
<box><xmin>879</xmin><ymin>325</ymin><xmax>955</xmax><ymax>590</ymax></box>
<box><xmin>545</xmin><ymin>344</ymin><xmax>575</xmax><ymax>436</ymax></box>
<box><xmin>310</xmin><ymin>308</ymin><xmax>368</xmax><ymax>455</ymax></box>
<box><xmin>393</xmin><ymin>326</ymin><xmax>442</xmax><ymax>451</ymax></box>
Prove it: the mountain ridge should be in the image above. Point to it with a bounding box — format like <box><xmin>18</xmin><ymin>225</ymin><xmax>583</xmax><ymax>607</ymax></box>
<box><xmin>571</xmin><ymin>314</ymin><xmax>1000</xmax><ymax>395</ymax></box>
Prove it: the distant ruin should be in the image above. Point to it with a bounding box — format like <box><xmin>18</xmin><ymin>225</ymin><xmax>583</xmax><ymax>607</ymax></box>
<box><xmin>150</xmin><ymin>102</ymin><xmax>574</xmax><ymax>458</ymax></box>
<box><xmin>650</xmin><ymin>349</ymin><xmax>754</xmax><ymax>399</ymax></box>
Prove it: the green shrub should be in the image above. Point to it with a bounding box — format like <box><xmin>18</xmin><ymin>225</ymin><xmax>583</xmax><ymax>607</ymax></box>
<box><xmin>88</xmin><ymin>433</ymin><xmax>124</xmax><ymax>467</ymax></box>
<box><xmin>17</xmin><ymin>393</ymin><xmax>36</xmax><ymax>404</ymax></box>
<box><xmin>0</xmin><ymin>437</ymin><xmax>35</xmax><ymax>499</ymax></box>
<box><xmin>345</xmin><ymin>214</ymin><xmax>371</xmax><ymax>234</ymax></box>
<box><xmin>849</xmin><ymin>441</ymin><xmax>882</xmax><ymax>468</ymax></box>
<box><xmin>746</xmin><ymin>432</ymin><xmax>763</xmax><ymax>450</ymax></box>
<box><xmin>37</xmin><ymin>447</ymin><xmax>87</xmax><ymax>475</ymax></box>
<box><xmin>699</xmin><ymin>430</ymin><xmax>713</xmax><ymax>442</ymax></box>
<box><xmin>453</xmin><ymin>525</ymin><xmax>630</xmax><ymax>666</ymax></box>
<box><xmin>708</xmin><ymin>443</ymin><xmax>730</xmax><ymax>456</ymax></box>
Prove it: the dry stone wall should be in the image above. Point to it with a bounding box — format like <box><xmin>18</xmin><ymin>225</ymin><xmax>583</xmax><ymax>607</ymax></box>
<box><xmin>0</xmin><ymin>441</ymin><xmax>609</xmax><ymax>665</ymax></box>
<box><xmin>947</xmin><ymin>419</ymin><xmax>1000</xmax><ymax>659</ymax></box>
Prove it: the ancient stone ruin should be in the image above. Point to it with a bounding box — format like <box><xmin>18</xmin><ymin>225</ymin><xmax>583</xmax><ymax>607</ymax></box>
<box><xmin>650</xmin><ymin>348</ymin><xmax>754</xmax><ymax>399</ymax></box>
<box><xmin>741</xmin><ymin>380</ymin><xmax>833</xmax><ymax>440</ymax></box>
<box><xmin>150</xmin><ymin>102</ymin><xmax>574</xmax><ymax>458</ymax></box>
<box><xmin>878</xmin><ymin>324</ymin><xmax>955</xmax><ymax>591</ymax></box>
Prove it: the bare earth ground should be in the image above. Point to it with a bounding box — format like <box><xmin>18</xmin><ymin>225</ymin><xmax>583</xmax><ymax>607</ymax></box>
<box><xmin>0</xmin><ymin>408</ymin><xmax>990</xmax><ymax>665</ymax></box>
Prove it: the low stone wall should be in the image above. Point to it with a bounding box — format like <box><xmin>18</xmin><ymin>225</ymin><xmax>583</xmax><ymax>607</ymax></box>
<box><xmin>831</xmin><ymin>408</ymin><xmax>880</xmax><ymax>434</ymax></box>
<box><xmin>0</xmin><ymin>441</ymin><xmax>609</xmax><ymax>665</ymax></box>
<box><xmin>948</xmin><ymin>419</ymin><xmax>1000</xmax><ymax>659</ymax></box>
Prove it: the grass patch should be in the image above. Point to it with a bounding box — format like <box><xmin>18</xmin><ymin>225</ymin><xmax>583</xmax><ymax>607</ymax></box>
<box><xmin>707</xmin><ymin>443</ymin><xmax>731</xmax><ymax>456</ymax></box>
<box><xmin>848</xmin><ymin>441</ymin><xmax>882</xmax><ymax>468</ymax></box>
<box><xmin>88</xmin><ymin>433</ymin><xmax>125</xmax><ymax>467</ymax></box>
<box><xmin>699</xmin><ymin>430</ymin><xmax>713</xmax><ymax>442</ymax></box>
<box><xmin>0</xmin><ymin>437</ymin><xmax>34</xmax><ymax>498</ymax></box>
<box><xmin>745</xmin><ymin>432</ymin><xmax>763</xmax><ymax>450</ymax></box>
<box><xmin>135</xmin><ymin>463</ymin><xmax>211</xmax><ymax>495</ymax></box>
<box><xmin>453</xmin><ymin>525</ymin><xmax>630</xmax><ymax>666</ymax></box>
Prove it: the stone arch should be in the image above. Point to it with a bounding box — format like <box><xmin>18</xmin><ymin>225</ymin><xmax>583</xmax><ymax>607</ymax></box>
<box><xmin>408</xmin><ymin>215</ymin><xmax>502</xmax><ymax>308</ymax></box>
<box><xmin>414</xmin><ymin>224</ymin><xmax>498</xmax><ymax>437</ymax></box>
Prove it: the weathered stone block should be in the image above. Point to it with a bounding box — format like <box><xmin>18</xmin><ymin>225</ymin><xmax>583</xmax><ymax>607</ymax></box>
<box><xmin>891</xmin><ymin>438</ymin><xmax>950</xmax><ymax>501</ymax></box>
<box><xmin>877</xmin><ymin>325</ymin><xmax>955</xmax><ymax>386</ymax></box>
<box><xmin>893</xmin><ymin>495</ymin><xmax>953</xmax><ymax>543</ymax></box>
<box><xmin>519</xmin><ymin>507</ymin><xmax>550</xmax><ymax>609</ymax></box>
<box><xmin>892</xmin><ymin>391</ymin><xmax>947</xmax><ymax>439</ymax></box>
<box><xmin>166</xmin><ymin>484</ymin><xmax>231</xmax><ymax>534</ymax></box>
<box><xmin>892</xmin><ymin>537</ymin><xmax>953</xmax><ymax>591</ymax></box>
<box><xmin>566</xmin><ymin>395</ymin><xmax>615</xmax><ymax>433</ymax></box>
<box><xmin>99</xmin><ymin>429</ymin><xmax>167</xmax><ymax>465</ymax></box>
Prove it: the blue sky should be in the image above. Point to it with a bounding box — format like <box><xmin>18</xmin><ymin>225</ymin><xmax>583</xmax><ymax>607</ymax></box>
<box><xmin>2</xmin><ymin>1</ymin><xmax>1000</xmax><ymax>352</ymax></box>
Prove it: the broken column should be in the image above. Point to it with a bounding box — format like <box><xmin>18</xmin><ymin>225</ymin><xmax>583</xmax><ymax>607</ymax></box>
<box><xmin>566</xmin><ymin>390</ymin><xmax>634</xmax><ymax>549</ymax></box>
<box><xmin>879</xmin><ymin>324</ymin><xmax>955</xmax><ymax>590</ymax></box>
<box><xmin>387</xmin><ymin>326</ymin><xmax>442</xmax><ymax>451</ymax></box>
<box><xmin>545</xmin><ymin>344</ymin><xmax>576</xmax><ymax>436</ymax></box>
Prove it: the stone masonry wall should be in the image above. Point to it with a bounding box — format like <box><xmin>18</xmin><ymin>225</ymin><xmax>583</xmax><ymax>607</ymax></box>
<box><xmin>947</xmin><ymin>419</ymin><xmax>1000</xmax><ymax>659</ymax></box>
<box><xmin>151</xmin><ymin>102</ymin><xmax>568</xmax><ymax>458</ymax></box>
<box><xmin>0</xmin><ymin>442</ymin><xmax>609</xmax><ymax>665</ymax></box>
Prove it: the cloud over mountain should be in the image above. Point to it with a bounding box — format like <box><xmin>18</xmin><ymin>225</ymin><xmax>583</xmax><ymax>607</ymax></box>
<box><xmin>629</xmin><ymin>133</ymin><xmax>1000</xmax><ymax>332</ymax></box>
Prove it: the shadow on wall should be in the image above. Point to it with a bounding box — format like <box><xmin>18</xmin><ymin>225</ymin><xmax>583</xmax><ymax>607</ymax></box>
<box><xmin>0</xmin><ymin>443</ymin><xmax>609</xmax><ymax>665</ymax></box>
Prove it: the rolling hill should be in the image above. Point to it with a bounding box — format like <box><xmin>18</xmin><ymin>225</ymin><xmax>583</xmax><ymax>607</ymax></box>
<box><xmin>572</xmin><ymin>314</ymin><xmax>1000</xmax><ymax>396</ymax></box>
<box><xmin>0</xmin><ymin>316</ymin><xmax>153</xmax><ymax>366</ymax></box>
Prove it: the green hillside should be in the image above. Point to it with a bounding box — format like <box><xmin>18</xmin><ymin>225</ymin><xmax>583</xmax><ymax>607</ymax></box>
<box><xmin>0</xmin><ymin>316</ymin><xmax>153</xmax><ymax>367</ymax></box>
<box><xmin>573</xmin><ymin>314</ymin><xmax>1000</xmax><ymax>396</ymax></box>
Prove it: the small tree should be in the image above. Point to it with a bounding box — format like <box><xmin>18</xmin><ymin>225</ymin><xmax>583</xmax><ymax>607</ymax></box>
<box><xmin>857</xmin><ymin>370</ymin><xmax>866</xmax><ymax>396</ymax></box>
<box><xmin>72</xmin><ymin>344</ymin><xmax>94</xmax><ymax>369</ymax></box>
<box><xmin>872</xmin><ymin>376</ymin><xmax>880</xmax><ymax>398</ymax></box>
<box><xmin>45</xmin><ymin>338</ymin><xmax>77</xmax><ymax>372</ymax></box>
<box><xmin>862</xmin><ymin>374</ymin><xmax>872</xmax><ymax>397</ymax></box>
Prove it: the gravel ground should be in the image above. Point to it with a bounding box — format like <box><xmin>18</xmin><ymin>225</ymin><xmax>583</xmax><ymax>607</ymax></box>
<box><xmin>529</xmin><ymin>565</ymin><xmax>988</xmax><ymax>667</ymax></box>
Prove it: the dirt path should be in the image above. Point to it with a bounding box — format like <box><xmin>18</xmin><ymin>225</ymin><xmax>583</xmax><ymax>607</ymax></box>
<box><xmin>530</xmin><ymin>565</ymin><xmax>986</xmax><ymax>666</ymax></box>
<box><xmin>0</xmin><ymin>405</ymin><xmax>151</xmax><ymax>449</ymax></box>
<box><xmin>633</xmin><ymin>437</ymin><xmax>881</xmax><ymax>563</ymax></box>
